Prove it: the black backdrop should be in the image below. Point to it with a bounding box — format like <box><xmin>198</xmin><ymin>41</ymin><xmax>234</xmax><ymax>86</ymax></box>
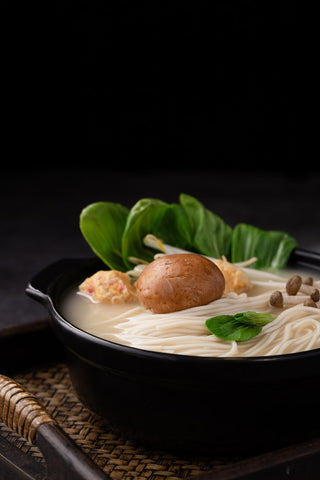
<box><xmin>53</xmin><ymin>2</ymin><xmax>298</xmax><ymax>169</ymax></box>
<box><xmin>2</xmin><ymin>2</ymin><xmax>299</xmax><ymax>170</ymax></box>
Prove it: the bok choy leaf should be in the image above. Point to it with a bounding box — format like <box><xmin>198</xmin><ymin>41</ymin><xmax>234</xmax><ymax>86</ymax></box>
<box><xmin>180</xmin><ymin>193</ymin><xmax>233</xmax><ymax>258</ymax></box>
<box><xmin>231</xmin><ymin>223</ymin><xmax>298</xmax><ymax>269</ymax></box>
<box><xmin>80</xmin><ymin>201</ymin><xmax>129</xmax><ymax>271</ymax></box>
<box><xmin>121</xmin><ymin>198</ymin><xmax>169</xmax><ymax>269</ymax></box>
<box><xmin>79</xmin><ymin>194</ymin><xmax>298</xmax><ymax>272</ymax></box>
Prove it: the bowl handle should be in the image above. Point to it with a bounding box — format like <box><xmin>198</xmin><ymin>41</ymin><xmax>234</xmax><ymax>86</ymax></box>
<box><xmin>290</xmin><ymin>248</ymin><xmax>320</xmax><ymax>271</ymax></box>
<box><xmin>25</xmin><ymin>258</ymin><xmax>94</xmax><ymax>305</ymax></box>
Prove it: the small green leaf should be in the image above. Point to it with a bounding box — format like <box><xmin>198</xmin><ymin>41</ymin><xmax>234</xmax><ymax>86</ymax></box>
<box><xmin>235</xmin><ymin>311</ymin><xmax>275</xmax><ymax>327</ymax></box>
<box><xmin>205</xmin><ymin>311</ymin><xmax>275</xmax><ymax>342</ymax></box>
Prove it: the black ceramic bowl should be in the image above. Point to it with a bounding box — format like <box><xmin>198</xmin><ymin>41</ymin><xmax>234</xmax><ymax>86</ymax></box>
<box><xmin>26</xmin><ymin>249</ymin><xmax>320</xmax><ymax>456</ymax></box>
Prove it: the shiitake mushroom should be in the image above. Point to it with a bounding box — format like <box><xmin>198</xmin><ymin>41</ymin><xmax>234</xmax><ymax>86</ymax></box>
<box><xmin>136</xmin><ymin>253</ymin><xmax>225</xmax><ymax>313</ymax></box>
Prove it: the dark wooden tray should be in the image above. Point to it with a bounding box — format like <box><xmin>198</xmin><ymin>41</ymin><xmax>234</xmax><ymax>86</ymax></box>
<box><xmin>1</xmin><ymin>363</ymin><xmax>320</xmax><ymax>480</ymax></box>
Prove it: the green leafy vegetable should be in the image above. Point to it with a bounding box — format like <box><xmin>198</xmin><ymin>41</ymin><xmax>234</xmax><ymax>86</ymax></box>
<box><xmin>231</xmin><ymin>223</ymin><xmax>298</xmax><ymax>269</ymax></box>
<box><xmin>79</xmin><ymin>193</ymin><xmax>298</xmax><ymax>272</ymax></box>
<box><xmin>153</xmin><ymin>202</ymin><xmax>194</xmax><ymax>251</ymax></box>
<box><xmin>180</xmin><ymin>194</ymin><xmax>233</xmax><ymax>258</ymax></box>
<box><xmin>205</xmin><ymin>311</ymin><xmax>275</xmax><ymax>341</ymax></box>
<box><xmin>121</xmin><ymin>198</ymin><xmax>169</xmax><ymax>269</ymax></box>
<box><xmin>79</xmin><ymin>202</ymin><xmax>129</xmax><ymax>271</ymax></box>
<box><xmin>121</xmin><ymin>198</ymin><xmax>198</xmax><ymax>269</ymax></box>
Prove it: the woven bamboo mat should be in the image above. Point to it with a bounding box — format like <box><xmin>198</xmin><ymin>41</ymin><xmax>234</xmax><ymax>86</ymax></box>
<box><xmin>0</xmin><ymin>363</ymin><xmax>247</xmax><ymax>480</ymax></box>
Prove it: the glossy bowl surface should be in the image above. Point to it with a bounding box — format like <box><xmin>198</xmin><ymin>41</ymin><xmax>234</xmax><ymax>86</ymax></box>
<box><xmin>26</xmin><ymin>250</ymin><xmax>320</xmax><ymax>455</ymax></box>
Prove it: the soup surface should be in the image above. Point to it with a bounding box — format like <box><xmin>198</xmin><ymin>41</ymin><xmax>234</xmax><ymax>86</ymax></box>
<box><xmin>62</xmin><ymin>266</ymin><xmax>320</xmax><ymax>357</ymax></box>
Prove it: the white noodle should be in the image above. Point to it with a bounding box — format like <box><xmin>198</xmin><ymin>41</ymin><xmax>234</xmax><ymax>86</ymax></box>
<box><xmin>64</xmin><ymin>268</ymin><xmax>320</xmax><ymax>357</ymax></box>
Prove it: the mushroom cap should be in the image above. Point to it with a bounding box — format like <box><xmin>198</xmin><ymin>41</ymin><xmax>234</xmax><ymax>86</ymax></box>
<box><xmin>286</xmin><ymin>275</ymin><xmax>302</xmax><ymax>295</ymax></box>
<box><xmin>311</xmin><ymin>288</ymin><xmax>320</xmax><ymax>303</ymax></box>
<box><xmin>269</xmin><ymin>290</ymin><xmax>284</xmax><ymax>308</ymax></box>
<box><xmin>136</xmin><ymin>253</ymin><xmax>225</xmax><ymax>313</ymax></box>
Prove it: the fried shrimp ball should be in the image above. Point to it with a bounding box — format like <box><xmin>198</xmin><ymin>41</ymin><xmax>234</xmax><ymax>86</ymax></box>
<box><xmin>79</xmin><ymin>270</ymin><xmax>137</xmax><ymax>303</ymax></box>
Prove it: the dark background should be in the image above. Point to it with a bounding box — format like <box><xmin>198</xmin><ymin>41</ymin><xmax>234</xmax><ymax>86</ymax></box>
<box><xmin>2</xmin><ymin>2</ymin><xmax>299</xmax><ymax>169</ymax></box>
<box><xmin>48</xmin><ymin>2</ymin><xmax>297</xmax><ymax>168</ymax></box>
<box><xmin>1</xmin><ymin>3</ymin><xmax>317</xmax><ymax>344</ymax></box>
